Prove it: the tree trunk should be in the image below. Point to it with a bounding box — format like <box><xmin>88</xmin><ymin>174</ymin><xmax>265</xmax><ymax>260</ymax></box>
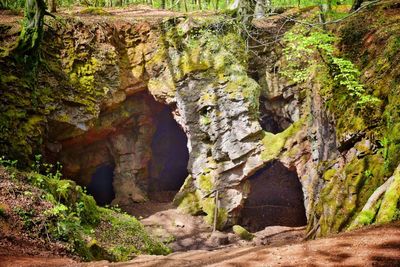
<box><xmin>254</xmin><ymin>0</ymin><xmax>265</xmax><ymax>19</ymax></box>
<box><xmin>49</xmin><ymin>0</ymin><xmax>56</xmax><ymax>12</ymax></box>
<box><xmin>12</xmin><ymin>0</ymin><xmax>54</xmax><ymax>77</ymax></box>
<box><xmin>14</xmin><ymin>0</ymin><xmax>47</xmax><ymax>56</ymax></box>
<box><xmin>351</xmin><ymin>0</ymin><xmax>364</xmax><ymax>11</ymax></box>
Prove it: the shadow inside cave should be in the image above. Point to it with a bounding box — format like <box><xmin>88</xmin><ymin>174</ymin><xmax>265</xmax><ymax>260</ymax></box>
<box><xmin>123</xmin><ymin>105</ymin><xmax>190</xmax><ymax>219</ymax></box>
<box><xmin>240</xmin><ymin>160</ymin><xmax>307</xmax><ymax>232</ymax></box>
<box><xmin>148</xmin><ymin>105</ymin><xmax>189</xmax><ymax>202</ymax></box>
<box><xmin>87</xmin><ymin>164</ymin><xmax>115</xmax><ymax>206</ymax></box>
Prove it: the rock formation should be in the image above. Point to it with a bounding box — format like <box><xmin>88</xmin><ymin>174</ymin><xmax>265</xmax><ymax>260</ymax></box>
<box><xmin>1</xmin><ymin>0</ymin><xmax>399</xmax><ymax>237</ymax></box>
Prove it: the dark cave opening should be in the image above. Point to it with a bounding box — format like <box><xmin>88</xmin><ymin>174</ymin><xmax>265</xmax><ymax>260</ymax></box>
<box><xmin>240</xmin><ymin>161</ymin><xmax>307</xmax><ymax>232</ymax></box>
<box><xmin>87</xmin><ymin>164</ymin><xmax>115</xmax><ymax>206</ymax></box>
<box><xmin>148</xmin><ymin>105</ymin><xmax>189</xmax><ymax>202</ymax></box>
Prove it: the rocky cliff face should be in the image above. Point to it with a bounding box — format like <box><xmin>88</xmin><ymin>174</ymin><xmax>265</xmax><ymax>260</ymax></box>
<box><xmin>1</xmin><ymin>16</ymin><xmax>268</xmax><ymax>227</ymax></box>
<box><xmin>1</xmin><ymin>0</ymin><xmax>399</xmax><ymax>236</ymax></box>
<box><xmin>248</xmin><ymin>1</ymin><xmax>400</xmax><ymax>237</ymax></box>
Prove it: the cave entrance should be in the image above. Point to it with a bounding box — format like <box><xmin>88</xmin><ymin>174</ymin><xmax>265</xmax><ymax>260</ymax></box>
<box><xmin>240</xmin><ymin>161</ymin><xmax>307</xmax><ymax>232</ymax></box>
<box><xmin>148</xmin><ymin>105</ymin><xmax>189</xmax><ymax>203</ymax></box>
<box><xmin>87</xmin><ymin>164</ymin><xmax>115</xmax><ymax>206</ymax></box>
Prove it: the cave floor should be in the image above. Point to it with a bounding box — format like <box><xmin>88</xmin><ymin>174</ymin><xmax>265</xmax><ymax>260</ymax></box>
<box><xmin>138</xmin><ymin>208</ymin><xmax>305</xmax><ymax>252</ymax></box>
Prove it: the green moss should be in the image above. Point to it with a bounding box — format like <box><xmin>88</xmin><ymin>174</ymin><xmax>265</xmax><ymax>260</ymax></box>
<box><xmin>174</xmin><ymin>175</ymin><xmax>203</xmax><ymax>215</ymax></box>
<box><xmin>97</xmin><ymin>209</ymin><xmax>171</xmax><ymax>260</ymax></box>
<box><xmin>8</xmin><ymin>163</ymin><xmax>170</xmax><ymax>261</ymax></box>
<box><xmin>224</xmin><ymin>74</ymin><xmax>260</xmax><ymax>114</ymax></box>
<box><xmin>348</xmin><ymin>209</ymin><xmax>377</xmax><ymax>230</ymax></box>
<box><xmin>199</xmin><ymin>92</ymin><xmax>217</xmax><ymax>106</ymax></box>
<box><xmin>384</xmin><ymin>36</ymin><xmax>400</xmax><ymax>60</ymax></box>
<box><xmin>200</xmin><ymin>115</ymin><xmax>212</xmax><ymax>126</ymax></box>
<box><xmin>201</xmin><ymin>196</ymin><xmax>228</xmax><ymax>230</ymax></box>
<box><xmin>177</xmin><ymin>192</ymin><xmax>202</xmax><ymax>215</ymax></box>
<box><xmin>261</xmin><ymin>117</ymin><xmax>305</xmax><ymax>162</ymax></box>
<box><xmin>316</xmin><ymin>153</ymin><xmax>387</xmax><ymax>236</ymax></box>
<box><xmin>198</xmin><ymin>173</ymin><xmax>214</xmax><ymax>193</ymax></box>
<box><xmin>69</xmin><ymin>57</ymin><xmax>103</xmax><ymax>96</ymax></box>
<box><xmin>179</xmin><ymin>46</ymin><xmax>212</xmax><ymax>75</ymax></box>
<box><xmin>79</xmin><ymin>7</ymin><xmax>111</xmax><ymax>16</ymax></box>
<box><xmin>79</xmin><ymin>193</ymin><xmax>100</xmax><ymax>225</ymax></box>
<box><xmin>376</xmin><ymin>170</ymin><xmax>400</xmax><ymax>223</ymax></box>
<box><xmin>323</xmin><ymin>169</ymin><xmax>337</xmax><ymax>181</ymax></box>
<box><xmin>232</xmin><ymin>225</ymin><xmax>254</xmax><ymax>241</ymax></box>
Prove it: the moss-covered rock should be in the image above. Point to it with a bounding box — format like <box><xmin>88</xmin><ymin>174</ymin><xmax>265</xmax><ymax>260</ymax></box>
<box><xmin>376</xmin><ymin>169</ymin><xmax>400</xmax><ymax>223</ymax></box>
<box><xmin>232</xmin><ymin>225</ymin><xmax>254</xmax><ymax>241</ymax></box>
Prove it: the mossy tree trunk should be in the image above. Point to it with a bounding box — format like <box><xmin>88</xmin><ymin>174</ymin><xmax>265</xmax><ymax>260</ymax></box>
<box><xmin>12</xmin><ymin>0</ymin><xmax>53</xmax><ymax>72</ymax></box>
<box><xmin>14</xmin><ymin>0</ymin><xmax>46</xmax><ymax>55</ymax></box>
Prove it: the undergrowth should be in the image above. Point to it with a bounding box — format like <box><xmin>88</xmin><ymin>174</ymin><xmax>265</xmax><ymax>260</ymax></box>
<box><xmin>0</xmin><ymin>155</ymin><xmax>170</xmax><ymax>261</ymax></box>
<box><xmin>281</xmin><ymin>28</ymin><xmax>381</xmax><ymax>109</ymax></box>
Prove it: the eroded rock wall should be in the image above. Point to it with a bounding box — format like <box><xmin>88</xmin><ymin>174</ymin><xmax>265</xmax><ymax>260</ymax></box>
<box><xmin>1</xmin><ymin>16</ymin><xmax>268</xmax><ymax>226</ymax></box>
<box><xmin>249</xmin><ymin>1</ymin><xmax>400</xmax><ymax>237</ymax></box>
<box><xmin>2</xmin><ymin>1</ymin><xmax>399</xmax><ymax>235</ymax></box>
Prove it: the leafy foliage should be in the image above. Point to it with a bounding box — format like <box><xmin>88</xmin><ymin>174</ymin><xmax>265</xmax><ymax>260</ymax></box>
<box><xmin>0</xmin><ymin>0</ymin><xmax>354</xmax><ymax>14</ymax></box>
<box><xmin>282</xmin><ymin>28</ymin><xmax>380</xmax><ymax>108</ymax></box>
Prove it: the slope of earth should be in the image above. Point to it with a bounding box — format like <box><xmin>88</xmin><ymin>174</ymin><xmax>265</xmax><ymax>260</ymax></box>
<box><xmin>0</xmin><ymin>163</ymin><xmax>170</xmax><ymax>264</ymax></box>
<box><xmin>89</xmin><ymin>223</ymin><xmax>400</xmax><ymax>267</ymax></box>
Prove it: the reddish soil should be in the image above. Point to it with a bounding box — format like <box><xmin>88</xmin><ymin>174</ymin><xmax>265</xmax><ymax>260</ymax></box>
<box><xmin>0</xmin><ymin>256</ymin><xmax>78</xmax><ymax>267</ymax></box>
<box><xmin>100</xmin><ymin>222</ymin><xmax>400</xmax><ymax>267</ymax></box>
<box><xmin>2</xmin><ymin>222</ymin><xmax>400</xmax><ymax>266</ymax></box>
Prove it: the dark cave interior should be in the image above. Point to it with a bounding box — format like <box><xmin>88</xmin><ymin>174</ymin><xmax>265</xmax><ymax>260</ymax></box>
<box><xmin>240</xmin><ymin>160</ymin><xmax>307</xmax><ymax>232</ymax></box>
<box><xmin>148</xmin><ymin>105</ymin><xmax>189</xmax><ymax>201</ymax></box>
<box><xmin>87</xmin><ymin>164</ymin><xmax>115</xmax><ymax>206</ymax></box>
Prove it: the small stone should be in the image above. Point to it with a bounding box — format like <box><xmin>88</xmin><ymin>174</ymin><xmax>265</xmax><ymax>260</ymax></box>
<box><xmin>175</xmin><ymin>220</ymin><xmax>185</xmax><ymax>228</ymax></box>
<box><xmin>209</xmin><ymin>231</ymin><xmax>230</xmax><ymax>246</ymax></box>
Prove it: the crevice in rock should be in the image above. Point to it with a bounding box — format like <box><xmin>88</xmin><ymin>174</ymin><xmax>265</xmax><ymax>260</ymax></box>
<box><xmin>259</xmin><ymin>96</ymin><xmax>293</xmax><ymax>134</ymax></box>
<box><xmin>240</xmin><ymin>160</ymin><xmax>307</xmax><ymax>232</ymax></box>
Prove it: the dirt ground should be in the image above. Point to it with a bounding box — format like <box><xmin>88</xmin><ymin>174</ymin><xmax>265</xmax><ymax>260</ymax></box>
<box><xmin>126</xmin><ymin>205</ymin><xmax>305</xmax><ymax>252</ymax></box>
<box><xmin>9</xmin><ymin>209</ymin><xmax>393</xmax><ymax>267</ymax></box>
<box><xmin>92</xmin><ymin>222</ymin><xmax>400</xmax><ymax>267</ymax></box>
<box><xmin>0</xmin><ymin>4</ymin><xmax>214</xmax><ymax>25</ymax></box>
